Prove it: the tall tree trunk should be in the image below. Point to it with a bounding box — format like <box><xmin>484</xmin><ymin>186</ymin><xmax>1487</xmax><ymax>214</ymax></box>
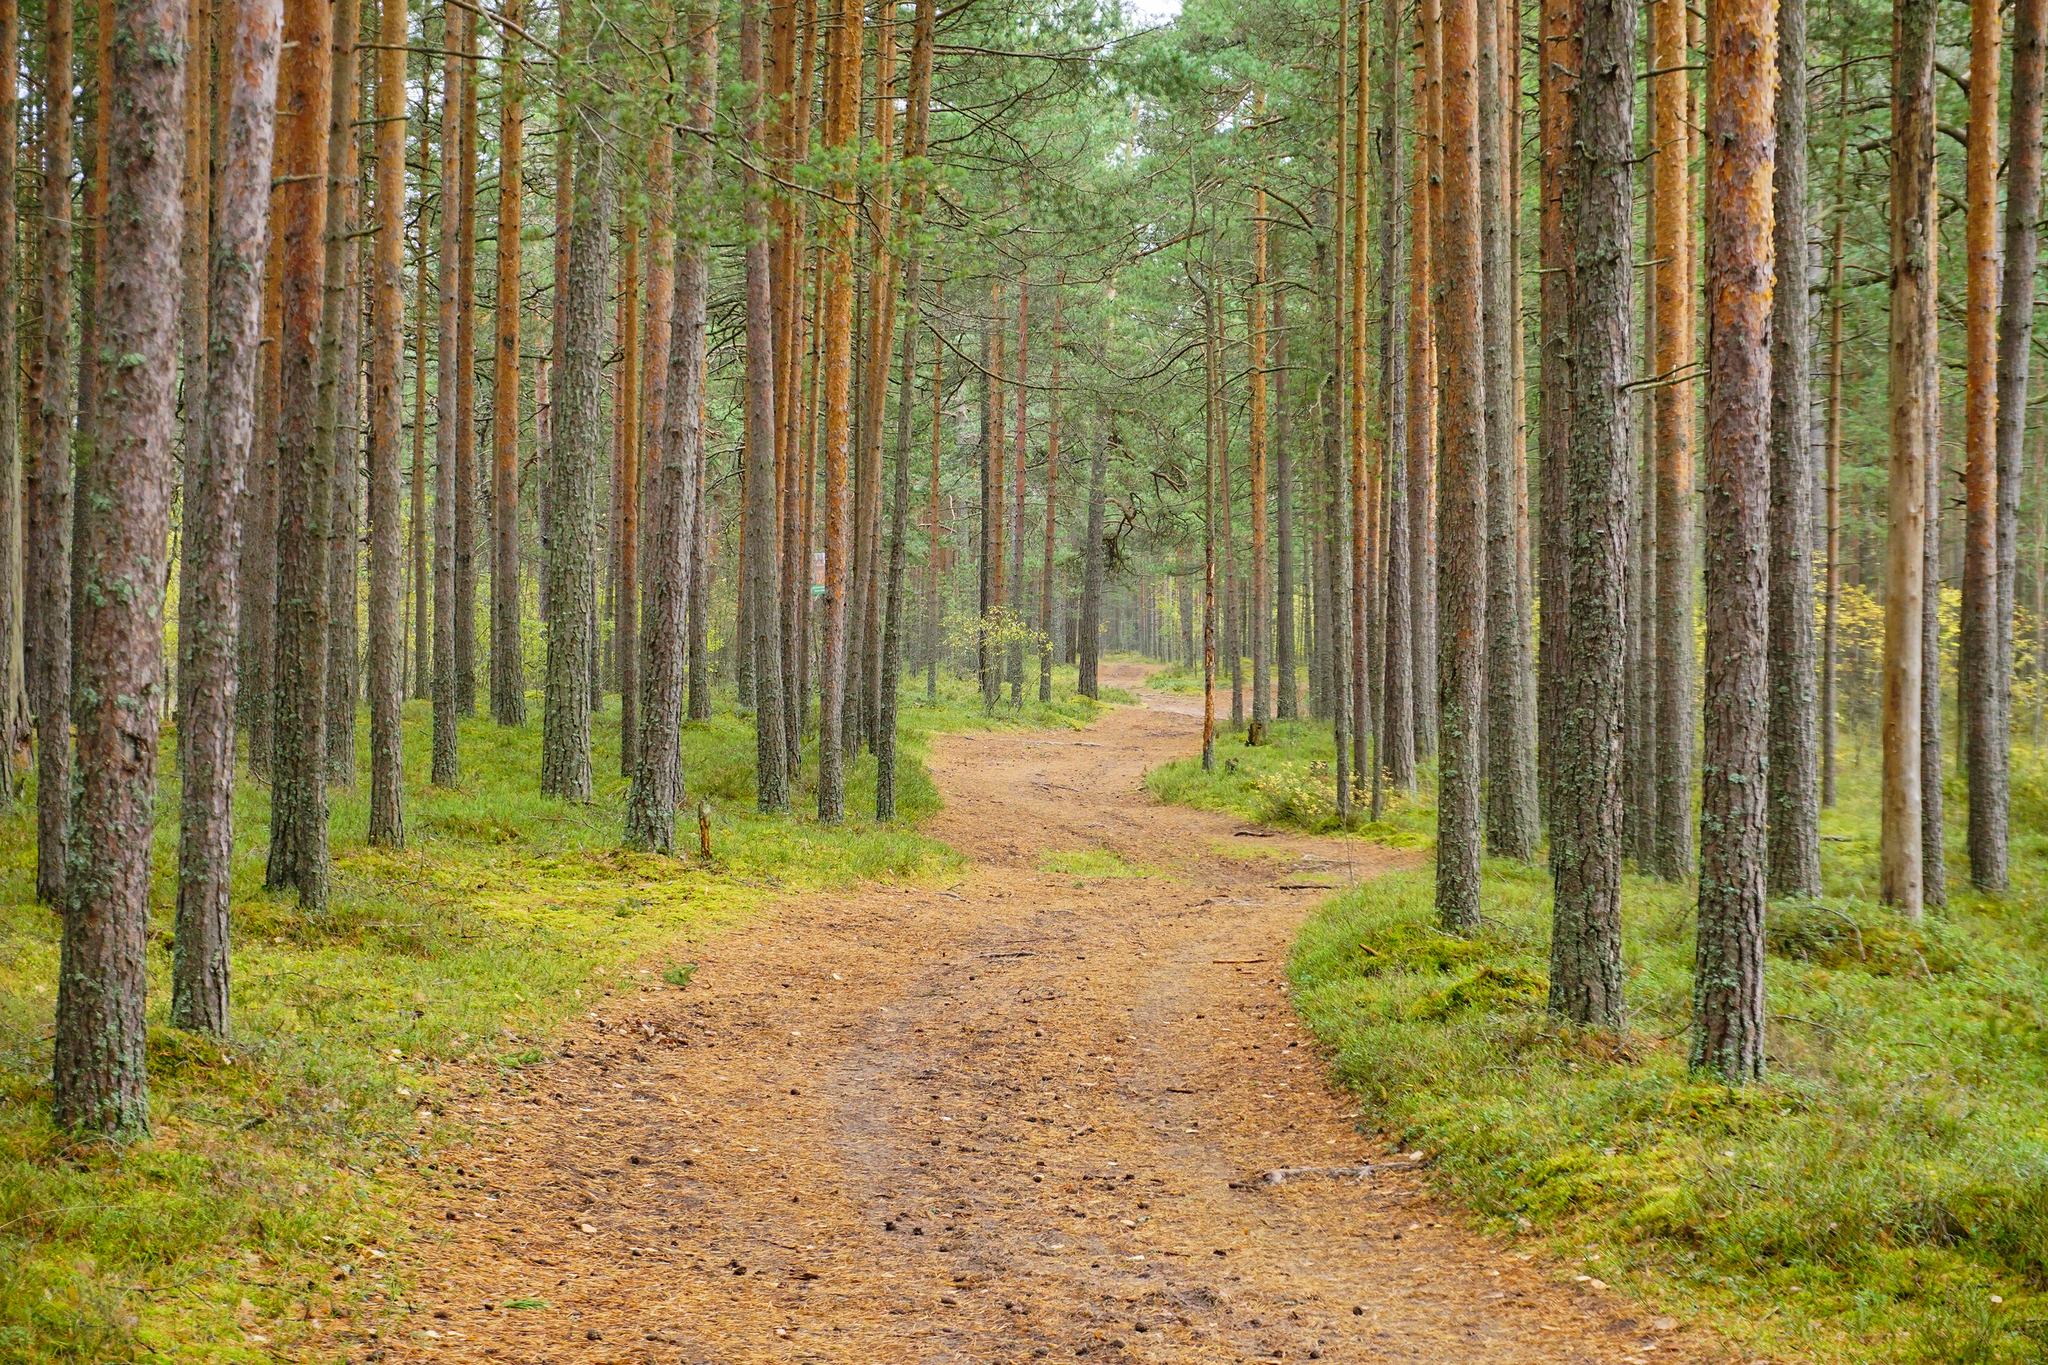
<box><xmin>1650</xmin><ymin>0</ymin><xmax>1693</xmax><ymax>881</ymax></box>
<box><xmin>53</xmin><ymin>0</ymin><xmax>185</xmax><ymax>1136</ymax></box>
<box><xmin>430</xmin><ymin>7</ymin><xmax>461</xmax><ymax>787</ymax></box>
<box><xmin>31</xmin><ymin>0</ymin><xmax>75</xmax><ymax>905</ymax></box>
<box><xmin>1881</xmin><ymin>0</ymin><xmax>1936</xmax><ymax>916</ymax></box>
<box><xmin>1548</xmin><ymin>0</ymin><xmax>1631</xmax><ymax>1028</ymax></box>
<box><xmin>1275</xmin><ymin>255</ymin><xmax>1297</xmax><ymax>721</ymax></box>
<box><xmin>1379</xmin><ymin>0</ymin><xmax>1413</xmax><ymax>793</ymax></box>
<box><xmin>1821</xmin><ymin>91</ymin><xmax>1847</xmax><ymax>808</ymax></box>
<box><xmin>0</xmin><ymin>0</ymin><xmax>20</xmax><ymax>806</ymax></box>
<box><xmin>1204</xmin><ymin>271</ymin><xmax>1220</xmax><ymax>772</ymax></box>
<box><xmin>1250</xmin><ymin>165</ymin><xmax>1270</xmax><ymax>731</ymax></box>
<box><xmin>264</xmin><ymin>0</ymin><xmax>337</xmax><ymax>906</ymax></box>
<box><xmin>814</xmin><ymin>0</ymin><xmax>860</xmax><ymax>821</ymax></box>
<box><xmin>174</xmin><ymin>0</ymin><xmax>281</xmax><ymax>1035</ymax></box>
<box><xmin>1039</xmin><ymin>275</ymin><xmax>1061</xmax><ymax>704</ymax></box>
<box><xmin>625</xmin><ymin>0</ymin><xmax>713</xmax><ymax>853</ymax></box>
<box><xmin>541</xmin><ymin>9</ymin><xmax>613</xmax><ymax>800</ymax></box>
<box><xmin>926</xmin><ymin>295</ymin><xmax>943</xmax><ymax>700</ymax></box>
<box><xmin>1923</xmin><ymin>350</ymin><xmax>1947</xmax><ymax>905</ymax></box>
<box><xmin>453</xmin><ymin>0</ymin><xmax>477</xmax><ymax>717</ymax></box>
<box><xmin>1960</xmin><ymin>0</ymin><xmax>2003</xmax><ymax>888</ymax></box>
<box><xmin>878</xmin><ymin>1</ymin><xmax>934</xmax><ymax>813</ymax></box>
<box><xmin>616</xmin><ymin>227</ymin><xmax>639</xmax><ymax>771</ymax></box>
<box><xmin>1536</xmin><ymin>0</ymin><xmax>1580</xmax><ymax>818</ymax></box>
<box><xmin>1983</xmin><ymin>0</ymin><xmax>2045</xmax><ymax>888</ymax></box>
<box><xmin>242</xmin><ymin>198</ymin><xmax>282</xmax><ymax>760</ymax></box>
<box><xmin>1765</xmin><ymin>0</ymin><xmax>1819</xmax><ymax>896</ymax></box>
<box><xmin>1080</xmin><ymin>417</ymin><xmax>1106</xmax><ymax>701</ymax></box>
<box><xmin>1411</xmin><ymin>17</ymin><xmax>1440</xmax><ymax>758</ymax></box>
<box><xmin>1692</xmin><ymin>0</ymin><xmax>1775</xmax><ymax>1081</ymax></box>
<box><xmin>1479</xmin><ymin>0</ymin><xmax>1534</xmax><ymax>858</ymax></box>
<box><xmin>742</xmin><ymin>0</ymin><xmax>786</xmax><ymax>810</ymax></box>
<box><xmin>1009</xmin><ymin>272</ymin><xmax>1029</xmax><ymax>710</ymax></box>
<box><xmin>327</xmin><ymin>205</ymin><xmax>361</xmax><ymax>785</ymax></box>
<box><xmin>367</xmin><ymin>0</ymin><xmax>406</xmax><ymax>841</ymax></box>
<box><xmin>1329</xmin><ymin>14</ymin><xmax>1352</xmax><ymax>815</ymax></box>
<box><xmin>1437</xmin><ymin>0</ymin><xmax>1486</xmax><ymax>930</ymax></box>
<box><xmin>1348</xmin><ymin>2</ymin><xmax>1368</xmax><ymax>788</ymax></box>
<box><xmin>176</xmin><ymin>0</ymin><xmax>208</xmax><ymax>732</ymax></box>
<box><xmin>490</xmin><ymin>0</ymin><xmax>525</xmax><ymax>726</ymax></box>
<box><xmin>411</xmin><ymin>213</ymin><xmax>430</xmax><ymax>699</ymax></box>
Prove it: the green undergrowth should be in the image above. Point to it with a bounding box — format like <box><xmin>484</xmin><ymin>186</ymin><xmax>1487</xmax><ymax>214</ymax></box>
<box><xmin>893</xmin><ymin>661</ymin><xmax>1134</xmax><ymax>733</ymax></box>
<box><xmin>1038</xmin><ymin>847</ymin><xmax>1157</xmax><ymax>880</ymax></box>
<box><xmin>1143</xmin><ymin>713</ymin><xmax>1437</xmax><ymax>844</ymax></box>
<box><xmin>1290</xmin><ymin>753</ymin><xmax>2048</xmax><ymax>1364</ymax></box>
<box><xmin>0</xmin><ymin>687</ymin><xmax>993</xmax><ymax>1364</ymax></box>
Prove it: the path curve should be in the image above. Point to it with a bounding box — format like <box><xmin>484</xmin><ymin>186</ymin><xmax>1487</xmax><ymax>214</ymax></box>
<box><xmin>374</xmin><ymin>664</ymin><xmax>1710</xmax><ymax>1365</ymax></box>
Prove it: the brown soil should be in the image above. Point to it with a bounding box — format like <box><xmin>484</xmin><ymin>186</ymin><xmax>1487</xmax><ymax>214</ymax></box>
<box><xmin>368</xmin><ymin>665</ymin><xmax>1716</xmax><ymax>1365</ymax></box>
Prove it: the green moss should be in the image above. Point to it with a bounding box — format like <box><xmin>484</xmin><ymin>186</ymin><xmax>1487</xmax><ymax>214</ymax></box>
<box><xmin>0</xmin><ymin>688</ymin><xmax>978</xmax><ymax>1363</ymax></box>
<box><xmin>1288</xmin><ymin>758</ymin><xmax>2048</xmax><ymax>1364</ymax></box>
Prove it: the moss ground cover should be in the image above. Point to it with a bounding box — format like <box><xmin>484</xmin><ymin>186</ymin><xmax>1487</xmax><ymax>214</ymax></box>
<box><xmin>1151</xmin><ymin>711</ymin><xmax>2048</xmax><ymax>1363</ymax></box>
<box><xmin>0</xmin><ymin>667</ymin><xmax>1120</xmax><ymax>1363</ymax></box>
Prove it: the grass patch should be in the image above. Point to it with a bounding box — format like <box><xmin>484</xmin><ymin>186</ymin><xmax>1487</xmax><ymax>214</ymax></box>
<box><xmin>1144</xmin><ymin>715</ymin><xmax>1436</xmax><ymax>844</ymax></box>
<box><xmin>1289</xmin><ymin>752</ymin><xmax>2048</xmax><ymax>1364</ymax></box>
<box><xmin>0</xmin><ymin>684</ymin><xmax>989</xmax><ymax>1364</ymax></box>
<box><xmin>1037</xmin><ymin>848</ymin><xmax>1155</xmax><ymax>879</ymax></box>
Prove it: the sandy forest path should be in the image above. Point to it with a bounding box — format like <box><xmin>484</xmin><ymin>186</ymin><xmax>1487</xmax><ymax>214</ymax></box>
<box><xmin>376</xmin><ymin>665</ymin><xmax>1711</xmax><ymax>1365</ymax></box>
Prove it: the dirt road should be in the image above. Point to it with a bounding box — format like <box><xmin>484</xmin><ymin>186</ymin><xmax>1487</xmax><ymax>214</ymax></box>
<box><xmin>376</xmin><ymin>665</ymin><xmax>1706</xmax><ymax>1365</ymax></box>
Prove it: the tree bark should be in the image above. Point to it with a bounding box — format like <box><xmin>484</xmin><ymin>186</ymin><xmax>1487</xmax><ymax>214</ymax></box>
<box><xmin>1983</xmin><ymin>0</ymin><xmax>2045</xmax><ymax>888</ymax></box>
<box><xmin>31</xmin><ymin>0</ymin><xmax>75</xmax><ymax>905</ymax></box>
<box><xmin>1436</xmin><ymin>0</ymin><xmax>1486</xmax><ymax>930</ymax></box>
<box><xmin>1536</xmin><ymin>0</ymin><xmax>1580</xmax><ymax>819</ymax></box>
<box><xmin>175</xmin><ymin>0</ymin><xmax>280</xmax><ymax>1033</ymax></box>
<box><xmin>0</xmin><ymin>0</ymin><xmax>20</xmax><ymax>811</ymax></box>
<box><xmin>625</xmin><ymin>0</ymin><xmax>713</xmax><ymax>853</ymax></box>
<box><xmin>1822</xmin><ymin>92</ymin><xmax>1847</xmax><ymax>809</ymax></box>
<box><xmin>1479</xmin><ymin>0</ymin><xmax>1534</xmax><ymax>858</ymax></box>
<box><xmin>1765</xmin><ymin>0</ymin><xmax>1819</xmax><ymax>897</ymax></box>
<box><xmin>242</xmin><ymin>211</ymin><xmax>282</xmax><ymax>763</ymax></box>
<box><xmin>742</xmin><ymin>0</ymin><xmax>786</xmax><ymax>810</ymax></box>
<box><xmin>1882</xmin><ymin>0</ymin><xmax>1937</xmax><ymax>916</ymax></box>
<box><xmin>1548</xmin><ymin>0</ymin><xmax>1633</xmax><ymax>1029</ymax></box>
<box><xmin>1204</xmin><ymin>269</ymin><xmax>1220</xmax><ymax>772</ymax></box>
<box><xmin>430</xmin><ymin>7</ymin><xmax>461</xmax><ymax>787</ymax></box>
<box><xmin>1275</xmin><ymin>253</ymin><xmax>1297</xmax><ymax>721</ymax></box>
<box><xmin>0</xmin><ymin>0</ymin><xmax>20</xmax><ymax>809</ymax></box>
<box><xmin>54</xmin><ymin>0</ymin><xmax>185</xmax><ymax>1136</ymax></box>
<box><xmin>1411</xmin><ymin>12</ymin><xmax>1440</xmax><ymax>758</ymax></box>
<box><xmin>1960</xmin><ymin>0</ymin><xmax>2003</xmax><ymax>888</ymax></box>
<box><xmin>1692</xmin><ymin>0</ymin><xmax>1775</xmax><ymax>1082</ymax></box>
<box><xmin>490</xmin><ymin>0</ymin><xmax>525</xmax><ymax>727</ymax></box>
<box><xmin>1250</xmin><ymin>162</ymin><xmax>1270</xmax><ymax>731</ymax></box>
<box><xmin>367</xmin><ymin>0</ymin><xmax>406</xmax><ymax>842</ymax></box>
<box><xmin>1649</xmin><ymin>0</ymin><xmax>1693</xmax><ymax>881</ymax></box>
<box><xmin>327</xmin><ymin>201</ymin><xmax>361</xmax><ymax>786</ymax></box>
<box><xmin>264</xmin><ymin>0</ymin><xmax>337</xmax><ymax>906</ymax></box>
<box><xmin>616</xmin><ymin>226</ymin><xmax>639</xmax><ymax>771</ymax></box>
<box><xmin>1923</xmin><ymin>350</ymin><xmax>1947</xmax><ymax>906</ymax></box>
<box><xmin>541</xmin><ymin>9</ymin><xmax>613</xmax><ymax>800</ymax></box>
<box><xmin>411</xmin><ymin>212</ymin><xmax>430</xmax><ymax>699</ymax></box>
<box><xmin>1349</xmin><ymin>4</ymin><xmax>1369</xmax><ymax>788</ymax></box>
<box><xmin>1379</xmin><ymin>0</ymin><xmax>1413</xmax><ymax>793</ymax></box>
<box><xmin>1039</xmin><ymin>275</ymin><xmax>1062</xmax><ymax>705</ymax></box>
<box><xmin>454</xmin><ymin>0</ymin><xmax>478</xmax><ymax>718</ymax></box>
<box><xmin>814</xmin><ymin>0</ymin><xmax>860</xmax><ymax>821</ymax></box>
<box><xmin>1081</xmin><ymin>413</ymin><xmax>1105</xmax><ymax>700</ymax></box>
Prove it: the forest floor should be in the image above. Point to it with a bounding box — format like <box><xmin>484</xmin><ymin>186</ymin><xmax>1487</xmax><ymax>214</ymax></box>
<box><xmin>362</xmin><ymin>664</ymin><xmax>1716</xmax><ymax>1365</ymax></box>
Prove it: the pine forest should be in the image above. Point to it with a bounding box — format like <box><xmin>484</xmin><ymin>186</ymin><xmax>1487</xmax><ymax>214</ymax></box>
<box><xmin>4</xmin><ymin>0</ymin><xmax>2048</xmax><ymax>1357</ymax></box>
